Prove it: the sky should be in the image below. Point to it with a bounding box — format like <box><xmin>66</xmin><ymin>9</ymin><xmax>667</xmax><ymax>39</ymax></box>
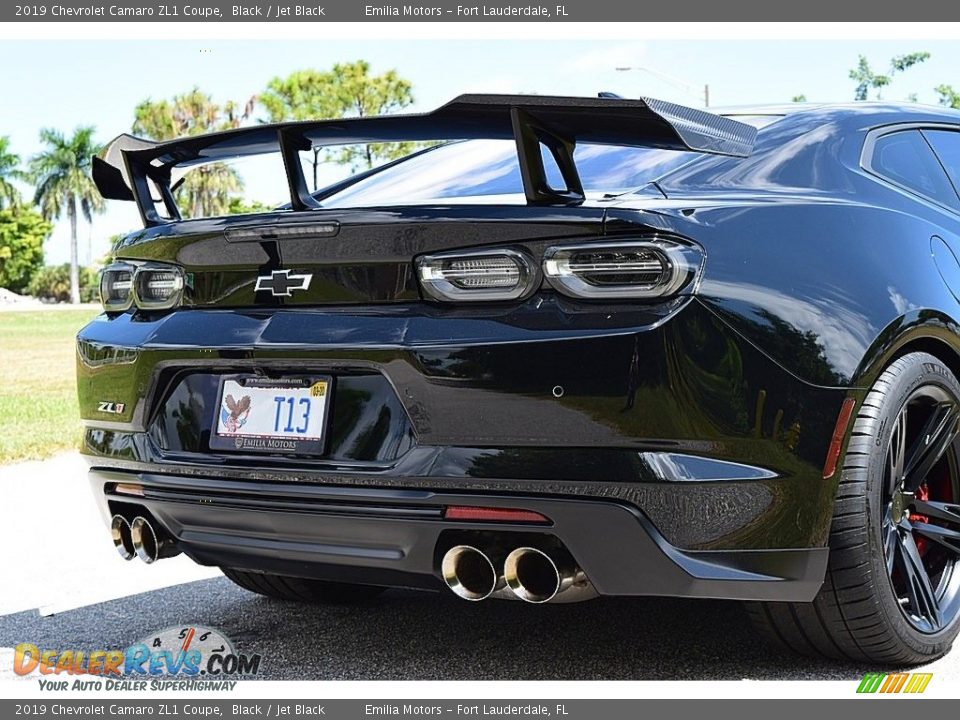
<box><xmin>3</xmin><ymin>38</ymin><xmax>960</xmax><ymax>264</ymax></box>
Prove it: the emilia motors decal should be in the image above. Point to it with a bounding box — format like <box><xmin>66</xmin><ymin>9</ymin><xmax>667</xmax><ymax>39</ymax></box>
<box><xmin>12</xmin><ymin>625</ymin><xmax>261</xmax><ymax>691</ymax></box>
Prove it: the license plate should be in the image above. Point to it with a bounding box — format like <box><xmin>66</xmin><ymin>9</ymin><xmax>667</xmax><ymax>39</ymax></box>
<box><xmin>209</xmin><ymin>375</ymin><xmax>332</xmax><ymax>455</ymax></box>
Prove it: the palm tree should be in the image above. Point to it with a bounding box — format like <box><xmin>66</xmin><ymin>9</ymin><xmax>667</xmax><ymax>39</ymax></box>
<box><xmin>133</xmin><ymin>88</ymin><xmax>251</xmax><ymax>217</ymax></box>
<box><xmin>0</xmin><ymin>136</ymin><xmax>24</xmax><ymax>209</ymax></box>
<box><xmin>30</xmin><ymin>127</ymin><xmax>104</xmax><ymax>304</ymax></box>
<box><xmin>177</xmin><ymin>164</ymin><xmax>243</xmax><ymax>218</ymax></box>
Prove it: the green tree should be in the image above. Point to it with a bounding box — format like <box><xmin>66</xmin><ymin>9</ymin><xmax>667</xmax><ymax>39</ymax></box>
<box><xmin>261</xmin><ymin>61</ymin><xmax>416</xmax><ymax>181</ymax></box>
<box><xmin>260</xmin><ymin>69</ymin><xmax>339</xmax><ymax>190</ymax></box>
<box><xmin>132</xmin><ymin>88</ymin><xmax>254</xmax><ymax>218</ymax></box>
<box><xmin>791</xmin><ymin>94</ymin><xmax>807</xmax><ymax>103</ymax></box>
<box><xmin>133</xmin><ymin>87</ymin><xmax>256</xmax><ymax>138</ymax></box>
<box><xmin>850</xmin><ymin>52</ymin><xmax>930</xmax><ymax>101</ymax></box>
<box><xmin>27</xmin><ymin>263</ymin><xmax>99</xmax><ymax>303</ymax></box>
<box><xmin>0</xmin><ymin>137</ymin><xmax>24</xmax><ymax>209</ymax></box>
<box><xmin>327</xmin><ymin>61</ymin><xmax>416</xmax><ymax>171</ymax></box>
<box><xmin>260</xmin><ymin>69</ymin><xmax>338</xmax><ymax>121</ymax></box>
<box><xmin>173</xmin><ymin>163</ymin><xmax>244</xmax><ymax>219</ymax></box>
<box><xmin>227</xmin><ymin>196</ymin><xmax>273</xmax><ymax>215</ymax></box>
<box><xmin>0</xmin><ymin>206</ymin><xmax>50</xmax><ymax>293</ymax></box>
<box><xmin>29</xmin><ymin>126</ymin><xmax>103</xmax><ymax>304</ymax></box>
<box><xmin>936</xmin><ymin>84</ymin><xmax>960</xmax><ymax>109</ymax></box>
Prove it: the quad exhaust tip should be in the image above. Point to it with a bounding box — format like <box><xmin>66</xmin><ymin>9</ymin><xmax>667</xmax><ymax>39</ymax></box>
<box><xmin>129</xmin><ymin>515</ymin><xmax>180</xmax><ymax>564</ymax></box>
<box><xmin>131</xmin><ymin>516</ymin><xmax>160</xmax><ymax>564</ymax></box>
<box><xmin>441</xmin><ymin>545</ymin><xmax>502</xmax><ymax>601</ymax></box>
<box><xmin>504</xmin><ymin>546</ymin><xmax>574</xmax><ymax>604</ymax></box>
<box><xmin>110</xmin><ymin>515</ymin><xmax>135</xmax><ymax>561</ymax></box>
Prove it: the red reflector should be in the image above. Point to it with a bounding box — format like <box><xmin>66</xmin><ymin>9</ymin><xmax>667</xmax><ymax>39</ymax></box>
<box><xmin>823</xmin><ymin>397</ymin><xmax>857</xmax><ymax>480</ymax></box>
<box><xmin>443</xmin><ymin>506</ymin><xmax>550</xmax><ymax>524</ymax></box>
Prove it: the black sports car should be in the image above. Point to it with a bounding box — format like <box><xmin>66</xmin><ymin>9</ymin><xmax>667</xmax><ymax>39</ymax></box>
<box><xmin>80</xmin><ymin>95</ymin><xmax>960</xmax><ymax>665</ymax></box>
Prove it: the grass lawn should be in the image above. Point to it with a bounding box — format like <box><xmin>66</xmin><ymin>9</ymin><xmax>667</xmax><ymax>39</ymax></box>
<box><xmin>0</xmin><ymin>308</ymin><xmax>100</xmax><ymax>463</ymax></box>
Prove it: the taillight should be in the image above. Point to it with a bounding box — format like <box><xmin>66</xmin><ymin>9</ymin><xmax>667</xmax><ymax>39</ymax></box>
<box><xmin>416</xmin><ymin>248</ymin><xmax>539</xmax><ymax>302</ymax></box>
<box><xmin>99</xmin><ymin>263</ymin><xmax>135</xmax><ymax>312</ymax></box>
<box><xmin>133</xmin><ymin>264</ymin><xmax>185</xmax><ymax>310</ymax></box>
<box><xmin>543</xmin><ymin>239</ymin><xmax>702</xmax><ymax>300</ymax></box>
<box><xmin>100</xmin><ymin>262</ymin><xmax>185</xmax><ymax>313</ymax></box>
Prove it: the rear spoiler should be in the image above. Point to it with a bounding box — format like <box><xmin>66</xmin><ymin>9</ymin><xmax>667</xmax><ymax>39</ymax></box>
<box><xmin>93</xmin><ymin>94</ymin><xmax>757</xmax><ymax>226</ymax></box>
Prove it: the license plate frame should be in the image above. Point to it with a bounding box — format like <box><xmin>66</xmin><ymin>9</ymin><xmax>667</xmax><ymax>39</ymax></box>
<box><xmin>209</xmin><ymin>374</ymin><xmax>333</xmax><ymax>455</ymax></box>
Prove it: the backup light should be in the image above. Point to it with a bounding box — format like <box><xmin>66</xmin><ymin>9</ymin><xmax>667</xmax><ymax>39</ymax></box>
<box><xmin>99</xmin><ymin>264</ymin><xmax>135</xmax><ymax>312</ymax></box>
<box><xmin>416</xmin><ymin>248</ymin><xmax>539</xmax><ymax>302</ymax></box>
<box><xmin>134</xmin><ymin>265</ymin><xmax>185</xmax><ymax>310</ymax></box>
<box><xmin>543</xmin><ymin>239</ymin><xmax>702</xmax><ymax>300</ymax></box>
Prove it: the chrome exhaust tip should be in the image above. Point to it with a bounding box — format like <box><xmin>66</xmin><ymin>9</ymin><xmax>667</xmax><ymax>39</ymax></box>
<box><xmin>130</xmin><ymin>516</ymin><xmax>179</xmax><ymax>564</ymax></box>
<box><xmin>131</xmin><ymin>516</ymin><xmax>160</xmax><ymax>564</ymax></box>
<box><xmin>441</xmin><ymin>545</ymin><xmax>502</xmax><ymax>601</ymax></box>
<box><xmin>504</xmin><ymin>547</ymin><xmax>573</xmax><ymax>604</ymax></box>
<box><xmin>110</xmin><ymin>515</ymin><xmax>135</xmax><ymax>561</ymax></box>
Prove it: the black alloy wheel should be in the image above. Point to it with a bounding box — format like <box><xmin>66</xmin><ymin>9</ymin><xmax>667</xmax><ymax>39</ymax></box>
<box><xmin>881</xmin><ymin>385</ymin><xmax>960</xmax><ymax>634</ymax></box>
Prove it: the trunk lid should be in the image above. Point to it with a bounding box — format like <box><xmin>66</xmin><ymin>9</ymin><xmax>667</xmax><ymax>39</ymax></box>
<box><xmin>115</xmin><ymin>205</ymin><xmax>607</xmax><ymax>308</ymax></box>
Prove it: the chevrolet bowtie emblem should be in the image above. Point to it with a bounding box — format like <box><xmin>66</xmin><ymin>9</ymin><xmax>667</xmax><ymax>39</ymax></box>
<box><xmin>254</xmin><ymin>269</ymin><xmax>313</xmax><ymax>297</ymax></box>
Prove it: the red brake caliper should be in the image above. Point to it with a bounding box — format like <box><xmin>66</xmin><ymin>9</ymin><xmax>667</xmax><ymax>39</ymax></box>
<box><xmin>914</xmin><ymin>483</ymin><xmax>930</xmax><ymax>555</ymax></box>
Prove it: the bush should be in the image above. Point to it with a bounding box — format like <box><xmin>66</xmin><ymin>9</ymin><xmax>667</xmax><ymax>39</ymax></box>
<box><xmin>0</xmin><ymin>206</ymin><xmax>50</xmax><ymax>294</ymax></box>
<box><xmin>26</xmin><ymin>264</ymin><xmax>99</xmax><ymax>303</ymax></box>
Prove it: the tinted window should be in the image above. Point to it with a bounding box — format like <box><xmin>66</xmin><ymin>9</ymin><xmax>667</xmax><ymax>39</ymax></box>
<box><xmin>871</xmin><ymin>130</ymin><xmax>959</xmax><ymax>209</ymax></box>
<box><xmin>323</xmin><ymin>139</ymin><xmax>696</xmax><ymax>208</ymax></box>
<box><xmin>923</xmin><ymin>129</ymin><xmax>960</xmax><ymax>198</ymax></box>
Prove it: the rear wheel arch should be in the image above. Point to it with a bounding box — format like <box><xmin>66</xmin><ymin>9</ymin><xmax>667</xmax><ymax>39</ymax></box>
<box><xmin>852</xmin><ymin>313</ymin><xmax>960</xmax><ymax>389</ymax></box>
<box><xmin>890</xmin><ymin>336</ymin><xmax>960</xmax><ymax>383</ymax></box>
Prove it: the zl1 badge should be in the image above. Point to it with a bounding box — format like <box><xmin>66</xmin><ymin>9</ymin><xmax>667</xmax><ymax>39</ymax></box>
<box><xmin>97</xmin><ymin>401</ymin><xmax>126</xmax><ymax>415</ymax></box>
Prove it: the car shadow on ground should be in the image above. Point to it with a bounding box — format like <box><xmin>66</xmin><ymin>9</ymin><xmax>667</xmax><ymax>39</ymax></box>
<box><xmin>0</xmin><ymin>577</ymin><xmax>868</xmax><ymax>681</ymax></box>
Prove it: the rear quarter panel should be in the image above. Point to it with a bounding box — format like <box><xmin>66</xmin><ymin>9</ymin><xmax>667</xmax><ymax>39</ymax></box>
<box><xmin>608</xmin><ymin>113</ymin><xmax>960</xmax><ymax>390</ymax></box>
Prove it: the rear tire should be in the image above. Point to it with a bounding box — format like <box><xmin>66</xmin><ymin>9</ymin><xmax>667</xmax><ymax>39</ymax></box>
<box><xmin>222</xmin><ymin>568</ymin><xmax>386</xmax><ymax>604</ymax></box>
<box><xmin>748</xmin><ymin>352</ymin><xmax>960</xmax><ymax>665</ymax></box>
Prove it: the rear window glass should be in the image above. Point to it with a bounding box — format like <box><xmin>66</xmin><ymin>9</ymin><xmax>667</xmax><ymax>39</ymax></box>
<box><xmin>322</xmin><ymin>139</ymin><xmax>696</xmax><ymax>208</ymax></box>
<box><xmin>923</xmin><ymin>129</ymin><xmax>960</xmax><ymax>199</ymax></box>
<box><xmin>871</xmin><ymin>130</ymin><xmax>959</xmax><ymax>209</ymax></box>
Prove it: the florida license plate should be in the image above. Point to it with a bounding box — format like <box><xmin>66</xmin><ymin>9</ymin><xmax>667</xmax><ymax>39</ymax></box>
<box><xmin>209</xmin><ymin>376</ymin><xmax>332</xmax><ymax>454</ymax></box>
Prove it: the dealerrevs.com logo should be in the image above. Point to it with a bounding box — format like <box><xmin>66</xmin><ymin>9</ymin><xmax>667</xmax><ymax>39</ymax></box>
<box><xmin>13</xmin><ymin>625</ymin><xmax>261</xmax><ymax>691</ymax></box>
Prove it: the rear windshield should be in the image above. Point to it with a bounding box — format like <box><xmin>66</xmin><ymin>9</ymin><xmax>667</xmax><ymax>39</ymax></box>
<box><xmin>321</xmin><ymin>139</ymin><xmax>697</xmax><ymax>208</ymax></box>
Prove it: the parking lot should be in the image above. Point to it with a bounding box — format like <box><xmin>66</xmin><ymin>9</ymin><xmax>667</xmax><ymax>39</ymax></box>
<box><xmin>3</xmin><ymin>452</ymin><xmax>960</xmax><ymax>682</ymax></box>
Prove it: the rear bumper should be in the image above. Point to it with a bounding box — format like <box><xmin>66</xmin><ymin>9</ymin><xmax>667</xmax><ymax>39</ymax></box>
<box><xmin>78</xmin><ymin>298</ymin><xmax>850</xmax><ymax>553</ymax></box>
<box><xmin>90</xmin><ymin>468</ymin><xmax>829</xmax><ymax>602</ymax></box>
<box><xmin>79</xmin><ymin>296</ymin><xmax>851</xmax><ymax>601</ymax></box>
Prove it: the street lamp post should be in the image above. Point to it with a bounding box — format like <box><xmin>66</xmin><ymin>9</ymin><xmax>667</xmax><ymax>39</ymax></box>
<box><xmin>614</xmin><ymin>65</ymin><xmax>710</xmax><ymax>108</ymax></box>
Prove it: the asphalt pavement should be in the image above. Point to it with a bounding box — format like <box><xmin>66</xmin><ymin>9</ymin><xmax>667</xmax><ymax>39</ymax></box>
<box><xmin>2</xmin><ymin>453</ymin><xmax>959</xmax><ymax>681</ymax></box>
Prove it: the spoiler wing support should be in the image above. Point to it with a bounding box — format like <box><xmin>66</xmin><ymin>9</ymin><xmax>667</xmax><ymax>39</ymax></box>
<box><xmin>278</xmin><ymin>128</ymin><xmax>324</xmax><ymax>212</ymax></box>
<box><xmin>93</xmin><ymin>94</ymin><xmax>758</xmax><ymax>227</ymax></box>
<box><xmin>511</xmin><ymin>108</ymin><xmax>585</xmax><ymax>206</ymax></box>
